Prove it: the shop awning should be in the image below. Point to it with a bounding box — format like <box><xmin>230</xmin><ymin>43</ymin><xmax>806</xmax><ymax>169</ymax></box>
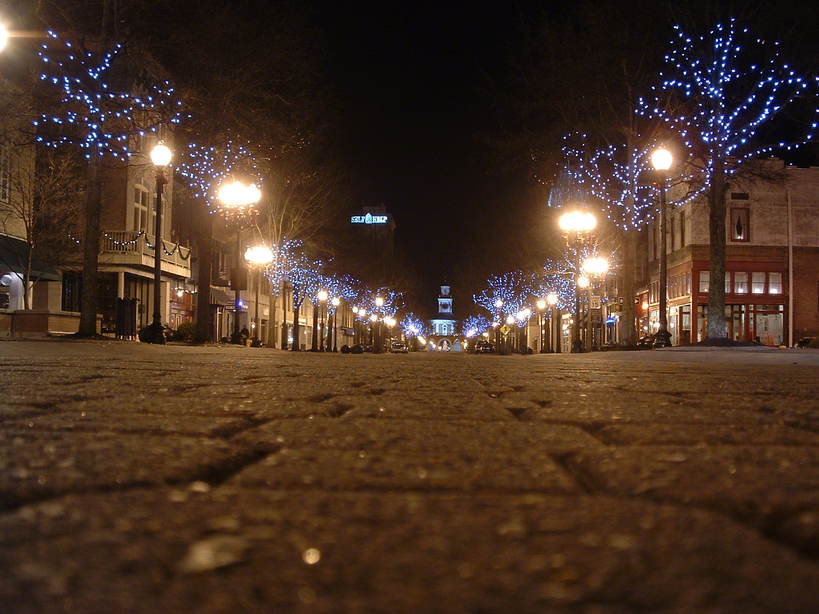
<box><xmin>0</xmin><ymin>234</ymin><xmax>61</xmax><ymax>281</ymax></box>
<box><xmin>209</xmin><ymin>287</ymin><xmax>233</xmax><ymax>306</ymax></box>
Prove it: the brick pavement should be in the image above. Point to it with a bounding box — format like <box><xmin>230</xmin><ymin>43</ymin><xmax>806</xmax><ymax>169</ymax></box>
<box><xmin>1</xmin><ymin>340</ymin><xmax>818</xmax><ymax>613</ymax></box>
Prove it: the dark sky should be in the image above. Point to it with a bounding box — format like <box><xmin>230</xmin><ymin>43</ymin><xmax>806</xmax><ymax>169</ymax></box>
<box><xmin>313</xmin><ymin>2</ymin><xmax>554</xmax><ymax>312</ymax></box>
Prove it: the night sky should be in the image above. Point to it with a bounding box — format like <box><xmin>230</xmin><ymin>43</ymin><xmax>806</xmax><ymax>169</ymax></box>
<box><xmin>314</xmin><ymin>2</ymin><xmax>556</xmax><ymax>312</ymax></box>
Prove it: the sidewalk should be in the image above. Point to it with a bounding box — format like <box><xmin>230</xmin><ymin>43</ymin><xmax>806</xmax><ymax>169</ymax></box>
<box><xmin>1</xmin><ymin>341</ymin><xmax>818</xmax><ymax>613</ymax></box>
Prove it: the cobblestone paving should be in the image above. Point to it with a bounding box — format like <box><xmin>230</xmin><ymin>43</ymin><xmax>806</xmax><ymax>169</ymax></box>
<box><xmin>1</xmin><ymin>340</ymin><xmax>818</xmax><ymax>613</ymax></box>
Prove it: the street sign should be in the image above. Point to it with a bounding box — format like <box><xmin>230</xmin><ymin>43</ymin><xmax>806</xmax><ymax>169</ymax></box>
<box><xmin>500</xmin><ymin>325</ymin><xmax>510</xmax><ymax>336</ymax></box>
<box><xmin>590</xmin><ymin>295</ymin><xmax>602</xmax><ymax>310</ymax></box>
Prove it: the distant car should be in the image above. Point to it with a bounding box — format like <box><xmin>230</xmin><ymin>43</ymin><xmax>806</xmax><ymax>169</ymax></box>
<box><xmin>475</xmin><ymin>339</ymin><xmax>495</xmax><ymax>354</ymax></box>
<box><xmin>390</xmin><ymin>341</ymin><xmax>408</xmax><ymax>353</ymax></box>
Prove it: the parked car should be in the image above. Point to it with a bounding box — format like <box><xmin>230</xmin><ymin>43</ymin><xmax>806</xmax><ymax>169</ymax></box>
<box><xmin>390</xmin><ymin>341</ymin><xmax>408</xmax><ymax>353</ymax></box>
<box><xmin>474</xmin><ymin>339</ymin><xmax>495</xmax><ymax>354</ymax></box>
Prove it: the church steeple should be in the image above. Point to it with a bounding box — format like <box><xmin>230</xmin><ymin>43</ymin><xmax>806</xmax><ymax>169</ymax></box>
<box><xmin>438</xmin><ymin>285</ymin><xmax>452</xmax><ymax>315</ymax></box>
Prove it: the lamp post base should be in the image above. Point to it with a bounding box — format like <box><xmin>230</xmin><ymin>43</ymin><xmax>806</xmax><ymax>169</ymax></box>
<box><xmin>652</xmin><ymin>330</ymin><xmax>672</xmax><ymax>348</ymax></box>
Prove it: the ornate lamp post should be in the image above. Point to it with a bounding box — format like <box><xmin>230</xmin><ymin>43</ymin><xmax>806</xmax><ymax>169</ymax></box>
<box><xmin>373</xmin><ymin>296</ymin><xmax>385</xmax><ymax>354</ymax></box>
<box><xmin>369</xmin><ymin>313</ymin><xmax>377</xmax><ymax>348</ymax></box>
<box><xmin>582</xmin><ymin>256</ymin><xmax>609</xmax><ymax>351</ymax></box>
<box><xmin>244</xmin><ymin>244</ymin><xmax>273</xmax><ymax>347</ymax></box>
<box><xmin>331</xmin><ymin>297</ymin><xmax>340</xmax><ymax>352</ymax></box>
<box><xmin>546</xmin><ymin>292</ymin><xmax>558</xmax><ymax>352</ymax></box>
<box><xmin>651</xmin><ymin>146</ymin><xmax>673</xmax><ymax>347</ymax></box>
<box><xmin>217</xmin><ymin>180</ymin><xmax>262</xmax><ymax>344</ymax></box>
<box><xmin>317</xmin><ymin>289</ymin><xmax>328</xmax><ymax>351</ymax></box>
<box><xmin>536</xmin><ymin>299</ymin><xmax>547</xmax><ymax>352</ymax></box>
<box><xmin>558</xmin><ymin>210</ymin><xmax>597</xmax><ymax>352</ymax></box>
<box><xmin>144</xmin><ymin>143</ymin><xmax>172</xmax><ymax>344</ymax></box>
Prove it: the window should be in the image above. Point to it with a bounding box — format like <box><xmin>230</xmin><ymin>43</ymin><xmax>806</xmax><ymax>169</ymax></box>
<box><xmin>752</xmin><ymin>272</ymin><xmax>765</xmax><ymax>294</ymax></box>
<box><xmin>685</xmin><ymin>272</ymin><xmax>691</xmax><ymax>295</ymax></box>
<box><xmin>729</xmin><ymin>207</ymin><xmax>750</xmax><ymax>242</ymax></box>
<box><xmin>734</xmin><ymin>272</ymin><xmax>748</xmax><ymax>294</ymax></box>
<box><xmin>61</xmin><ymin>272</ymin><xmax>82</xmax><ymax>312</ymax></box>
<box><xmin>0</xmin><ymin>141</ymin><xmax>10</xmax><ymax>203</ymax></box>
<box><xmin>731</xmin><ymin>192</ymin><xmax>749</xmax><ymax>200</ymax></box>
<box><xmin>768</xmin><ymin>272</ymin><xmax>782</xmax><ymax>294</ymax></box>
<box><xmin>133</xmin><ymin>186</ymin><xmax>149</xmax><ymax>232</ymax></box>
<box><xmin>725</xmin><ymin>272</ymin><xmax>732</xmax><ymax>294</ymax></box>
<box><xmin>699</xmin><ymin>271</ymin><xmax>710</xmax><ymax>293</ymax></box>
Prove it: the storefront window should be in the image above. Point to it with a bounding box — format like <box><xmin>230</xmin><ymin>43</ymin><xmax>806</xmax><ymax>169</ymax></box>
<box><xmin>734</xmin><ymin>272</ymin><xmax>748</xmax><ymax>294</ymax></box>
<box><xmin>725</xmin><ymin>272</ymin><xmax>732</xmax><ymax>294</ymax></box>
<box><xmin>768</xmin><ymin>272</ymin><xmax>782</xmax><ymax>294</ymax></box>
<box><xmin>699</xmin><ymin>271</ymin><xmax>709</xmax><ymax>293</ymax></box>
<box><xmin>752</xmin><ymin>272</ymin><xmax>765</xmax><ymax>294</ymax></box>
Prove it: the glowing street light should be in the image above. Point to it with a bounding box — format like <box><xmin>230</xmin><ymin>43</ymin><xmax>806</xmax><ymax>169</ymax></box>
<box><xmin>218</xmin><ymin>179</ymin><xmax>262</xmax><ymax>344</ymax></box>
<box><xmin>582</xmin><ymin>256</ymin><xmax>609</xmax><ymax>276</ymax></box>
<box><xmin>577</xmin><ymin>275</ymin><xmax>590</xmax><ymax>289</ymax></box>
<box><xmin>375</xmin><ymin>296</ymin><xmax>384</xmax><ymax>308</ymax></box>
<box><xmin>0</xmin><ymin>23</ymin><xmax>9</xmax><ymax>52</ymax></box>
<box><xmin>558</xmin><ymin>209</ymin><xmax>597</xmax><ymax>352</ymax></box>
<box><xmin>505</xmin><ymin>315</ymin><xmax>515</xmax><ymax>325</ymax></box>
<box><xmin>558</xmin><ymin>210</ymin><xmax>597</xmax><ymax>234</ymax></box>
<box><xmin>494</xmin><ymin>299</ymin><xmax>504</xmax><ymax>309</ymax></box>
<box><xmin>651</xmin><ymin>145</ymin><xmax>674</xmax><ymax>347</ymax></box>
<box><xmin>536</xmin><ymin>299</ymin><xmax>546</xmax><ymax>311</ymax></box>
<box><xmin>651</xmin><ymin>147</ymin><xmax>673</xmax><ymax>172</ymax></box>
<box><xmin>144</xmin><ymin>143</ymin><xmax>173</xmax><ymax>344</ymax></box>
<box><xmin>547</xmin><ymin>293</ymin><xmax>558</xmax><ymax>306</ymax></box>
<box><xmin>244</xmin><ymin>244</ymin><xmax>274</xmax><ymax>346</ymax></box>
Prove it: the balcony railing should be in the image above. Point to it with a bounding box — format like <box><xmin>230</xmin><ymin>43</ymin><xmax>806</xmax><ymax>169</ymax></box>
<box><xmin>100</xmin><ymin>230</ymin><xmax>192</xmax><ymax>271</ymax></box>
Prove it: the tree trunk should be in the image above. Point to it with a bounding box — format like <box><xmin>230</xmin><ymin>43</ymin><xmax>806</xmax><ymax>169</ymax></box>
<box><xmin>280</xmin><ymin>282</ymin><xmax>288</xmax><ymax>349</ymax></box>
<box><xmin>707</xmin><ymin>157</ymin><xmax>728</xmax><ymax>339</ymax></box>
<box><xmin>78</xmin><ymin>158</ymin><xmax>101</xmax><ymax>336</ymax></box>
<box><xmin>23</xmin><ymin>242</ymin><xmax>33</xmax><ymax>310</ymax></box>
<box><xmin>619</xmin><ymin>229</ymin><xmax>637</xmax><ymax>346</ymax></box>
<box><xmin>310</xmin><ymin>301</ymin><xmax>318</xmax><ymax>350</ymax></box>
<box><xmin>194</xmin><ymin>210</ymin><xmax>213</xmax><ymax>343</ymax></box>
<box><xmin>292</xmin><ymin>302</ymin><xmax>301</xmax><ymax>351</ymax></box>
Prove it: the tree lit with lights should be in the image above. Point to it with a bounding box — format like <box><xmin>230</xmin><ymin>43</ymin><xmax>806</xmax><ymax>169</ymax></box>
<box><xmin>638</xmin><ymin>19</ymin><xmax>818</xmax><ymax>338</ymax></box>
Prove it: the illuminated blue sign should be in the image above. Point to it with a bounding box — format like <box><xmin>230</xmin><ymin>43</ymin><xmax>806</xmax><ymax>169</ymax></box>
<box><xmin>351</xmin><ymin>212</ymin><xmax>389</xmax><ymax>225</ymax></box>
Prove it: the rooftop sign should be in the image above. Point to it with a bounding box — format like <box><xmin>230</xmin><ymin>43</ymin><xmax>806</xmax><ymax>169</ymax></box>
<box><xmin>351</xmin><ymin>212</ymin><xmax>389</xmax><ymax>225</ymax></box>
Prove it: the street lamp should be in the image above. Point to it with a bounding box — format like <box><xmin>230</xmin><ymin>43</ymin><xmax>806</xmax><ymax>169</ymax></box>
<box><xmin>536</xmin><ymin>299</ymin><xmax>547</xmax><ymax>352</ymax></box>
<box><xmin>558</xmin><ymin>209</ymin><xmax>596</xmax><ymax>352</ymax></box>
<box><xmin>313</xmin><ymin>289</ymin><xmax>328</xmax><ymax>351</ymax></box>
<box><xmin>546</xmin><ymin>292</ymin><xmax>558</xmax><ymax>353</ymax></box>
<box><xmin>651</xmin><ymin>146</ymin><xmax>673</xmax><ymax>347</ymax></box>
<box><xmin>244</xmin><ymin>245</ymin><xmax>273</xmax><ymax>343</ymax></box>
<box><xmin>373</xmin><ymin>296</ymin><xmax>385</xmax><ymax>353</ymax></box>
<box><xmin>331</xmin><ymin>296</ymin><xmax>340</xmax><ymax>352</ymax></box>
<box><xmin>582</xmin><ymin>256</ymin><xmax>609</xmax><ymax>351</ymax></box>
<box><xmin>217</xmin><ymin>179</ymin><xmax>262</xmax><ymax>344</ymax></box>
<box><xmin>144</xmin><ymin>143</ymin><xmax>172</xmax><ymax>344</ymax></box>
<box><xmin>244</xmin><ymin>245</ymin><xmax>273</xmax><ymax>347</ymax></box>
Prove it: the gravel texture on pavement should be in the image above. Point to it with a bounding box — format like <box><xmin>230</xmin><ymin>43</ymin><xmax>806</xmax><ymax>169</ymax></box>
<box><xmin>1</xmin><ymin>340</ymin><xmax>818</xmax><ymax>613</ymax></box>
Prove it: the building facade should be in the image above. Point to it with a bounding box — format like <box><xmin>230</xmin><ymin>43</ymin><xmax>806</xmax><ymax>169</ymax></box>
<box><xmin>642</xmin><ymin>161</ymin><xmax>819</xmax><ymax>346</ymax></box>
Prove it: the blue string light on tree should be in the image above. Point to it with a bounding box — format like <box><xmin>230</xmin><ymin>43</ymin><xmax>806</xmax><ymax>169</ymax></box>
<box><xmin>473</xmin><ymin>271</ymin><xmax>535</xmax><ymax>320</ymax></box>
<box><xmin>34</xmin><ymin>31</ymin><xmax>184</xmax><ymax>159</ymax></box>
<box><xmin>461</xmin><ymin>314</ymin><xmax>491</xmax><ymax>338</ymax></box>
<box><xmin>636</xmin><ymin>19</ymin><xmax>818</xmax><ymax>181</ymax></box>
<box><xmin>401</xmin><ymin>313</ymin><xmax>429</xmax><ymax>338</ymax></box>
